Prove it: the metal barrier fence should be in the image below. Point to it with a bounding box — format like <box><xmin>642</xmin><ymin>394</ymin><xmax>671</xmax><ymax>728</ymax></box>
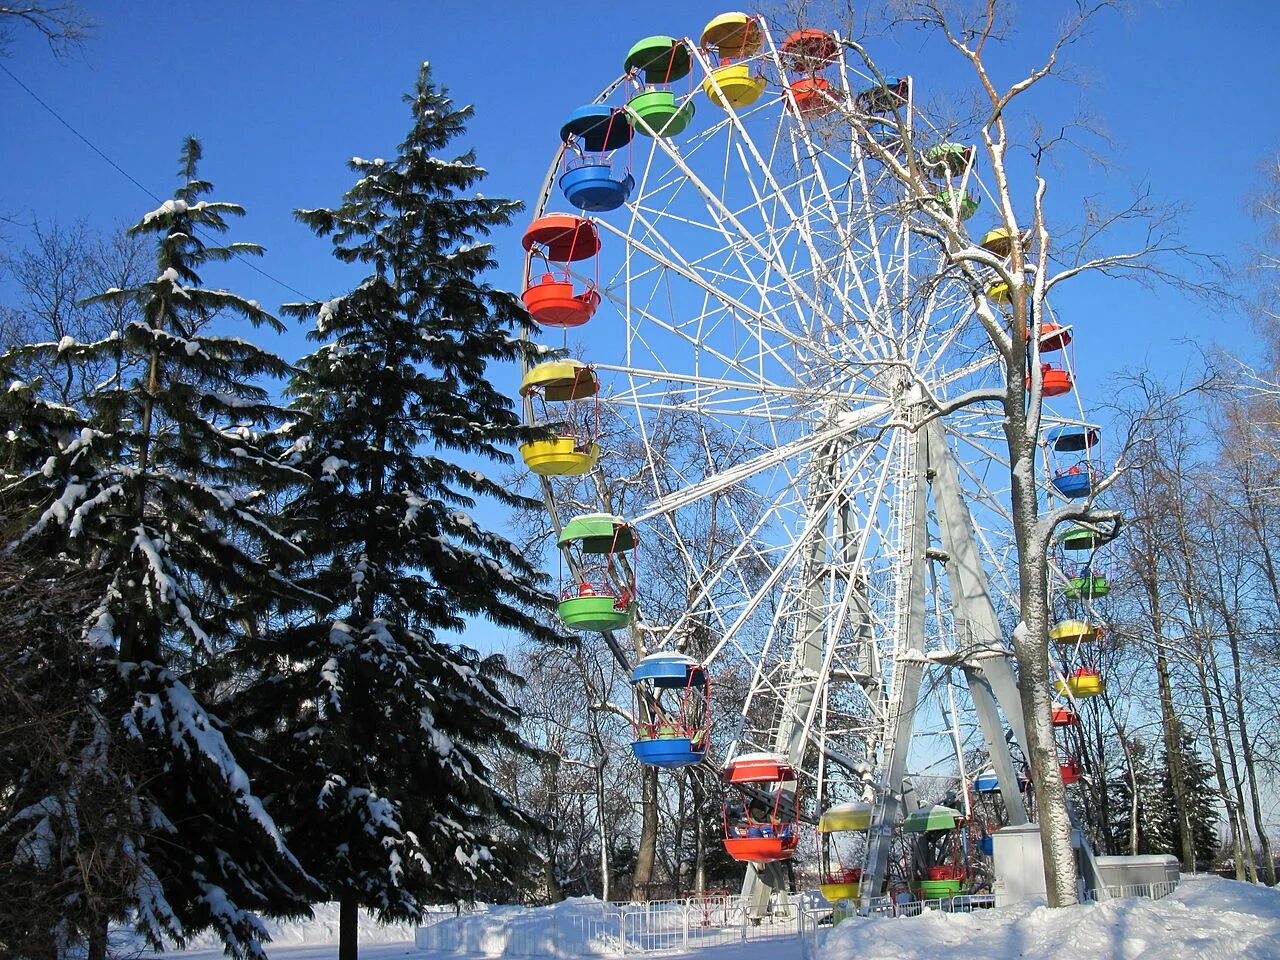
<box><xmin>415</xmin><ymin>892</ymin><xmax>1007</xmax><ymax>958</ymax></box>
<box><xmin>414</xmin><ymin>894</ymin><xmax>803</xmax><ymax>957</ymax></box>
<box><xmin>1087</xmin><ymin>880</ymin><xmax>1179</xmax><ymax>902</ymax></box>
<box><xmin>418</xmin><ymin>894</ymin><xmax>1008</xmax><ymax>958</ymax></box>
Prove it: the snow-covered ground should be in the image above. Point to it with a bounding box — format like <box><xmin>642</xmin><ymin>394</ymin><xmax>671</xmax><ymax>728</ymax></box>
<box><xmin>823</xmin><ymin>876</ymin><xmax>1280</xmax><ymax>960</ymax></box>
<box><xmin>140</xmin><ymin>901</ymin><xmax>418</xmax><ymax>959</ymax></box>
<box><xmin>146</xmin><ymin>875</ymin><xmax>1280</xmax><ymax>960</ymax></box>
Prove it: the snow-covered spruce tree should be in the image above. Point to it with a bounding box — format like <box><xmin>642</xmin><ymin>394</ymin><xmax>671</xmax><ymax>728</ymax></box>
<box><xmin>242</xmin><ymin>64</ymin><xmax>562</xmax><ymax>959</ymax></box>
<box><xmin>1107</xmin><ymin>737</ymin><xmax>1169</xmax><ymax>856</ymax></box>
<box><xmin>0</xmin><ymin>137</ymin><xmax>315</xmax><ymax>959</ymax></box>
<box><xmin>0</xmin><ymin>534</ymin><xmax>143</xmax><ymax>960</ymax></box>
<box><xmin>1160</xmin><ymin>735</ymin><xmax>1219</xmax><ymax>869</ymax></box>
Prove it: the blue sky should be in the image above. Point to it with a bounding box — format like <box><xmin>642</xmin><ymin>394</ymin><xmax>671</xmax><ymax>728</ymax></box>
<box><xmin>2</xmin><ymin>1</ymin><xmax>1277</xmax><ymax>655</ymax></box>
<box><xmin>2</xmin><ymin>1</ymin><xmax>1276</xmax><ymax>380</ymax></box>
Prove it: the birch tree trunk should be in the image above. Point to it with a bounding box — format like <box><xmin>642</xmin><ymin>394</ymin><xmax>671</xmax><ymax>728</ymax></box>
<box><xmin>1011</xmin><ymin>534</ymin><xmax>1078</xmax><ymax>905</ymax></box>
<box><xmin>1223</xmin><ymin>459</ymin><xmax>1279</xmax><ymax>884</ymax></box>
<box><xmin>1149</xmin><ymin>603</ymin><xmax>1196</xmax><ymax>870</ymax></box>
<box><xmin>1225</xmin><ymin>609</ymin><xmax>1276</xmax><ymax>884</ymax></box>
<box><xmin>1204</xmin><ymin>634</ymin><xmax>1257</xmax><ymax>882</ymax></box>
<box><xmin>694</xmin><ymin>778</ymin><xmax>708</xmax><ymax>896</ymax></box>
<box><xmin>1192</xmin><ymin>648</ymin><xmax>1246</xmax><ymax>879</ymax></box>
<box><xmin>597</xmin><ymin>758</ymin><xmax>611</xmax><ymax>902</ymax></box>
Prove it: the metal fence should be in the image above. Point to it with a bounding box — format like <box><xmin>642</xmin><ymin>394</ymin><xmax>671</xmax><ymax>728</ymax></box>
<box><xmin>414</xmin><ymin>894</ymin><xmax>803</xmax><ymax>957</ymax></box>
<box><xmin>1087</xmin><ymin>880</ymin><xmax>1179</xmax><ymax>902</ymax></box>
<box><xmin>416</xmin><ymin>894</ymin><xmax>1010</xmax><ymax>958</ymax></box>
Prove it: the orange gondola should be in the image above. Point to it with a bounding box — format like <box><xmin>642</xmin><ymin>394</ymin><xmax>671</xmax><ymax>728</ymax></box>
<box><xmin>1027</xmin><ymin>362</ymin><xmax>1073</xmax><ymax>398</ymax></box>
<box><xmin>722</xmin><ymin>754</ymin><xmax>800</xmax><ymax>864</ymax></box>
<box><xmin>521</xmin><ymin>215</ymin><xmax>602</xmax><ymax>328</ymax></box>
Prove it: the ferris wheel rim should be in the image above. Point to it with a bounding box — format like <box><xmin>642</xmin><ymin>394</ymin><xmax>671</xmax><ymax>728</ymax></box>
<box><xmin>516</xmin><ymin>21</ymin><xmax>1106</xmax><ymax>809</ymax></box>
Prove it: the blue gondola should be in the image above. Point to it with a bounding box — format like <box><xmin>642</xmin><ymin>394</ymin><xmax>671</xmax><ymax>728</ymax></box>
<box><xmin>1051</xmin><ymin>470</ymin><xmax>1094</xmax><ymax>499</ymax></box>
<box><xmin>630</xmin><ymin>652</ymin><xmax>710</xmax><ymax>769</ymax></box>
<box><xmin>973</xmin><ymin>769</ymin><xmax>1000</xmax><ymax>793</ymax></box>
<box><xmin>1046</xmin><ymin>425</ymin><xmax>1099</xmax><ymax>453</ymax></box>
<box><xmin>558</xmin><ymin>163</ymin><xmax>636</xmax><ymax>213</ymax></box>
<box><xmin>1045</xmin><ymin>425</ymin><xmax>1101</xmax><ymax>499</ymax></box>
<box><xmin>559</xmin><ymin>106</ymin><xmax>635</xmax><ymax>212</ymax></box>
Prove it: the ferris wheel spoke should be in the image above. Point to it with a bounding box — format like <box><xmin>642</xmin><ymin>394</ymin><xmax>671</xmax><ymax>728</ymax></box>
<box><xmin>595</xmin><ymin>214</ymin><xmax>805</xmax><ymax>379</ymax></box>
<box><xmin>759</xmin><ymin>24</ymin><xmax>900</xmax><ymax>364</ymax></box>
<box><xmin>630</xmin><ymin>402</ymin><xmax>891</xmax><ymax>526</ymax></box>
<box><xmin>595</xmin><ymin>363</ymin><xmax>884</xmax><ymax>408</ymax></box>
<box><xmin>590</xmin><ymin>266</ymin><xmax>795</xmax><ymax>390</ymax></box>
<box><xmin>625</xmin><ymin>132</ymin><xmax>803</xmax><ymax>342</ymax></box>
<box><xmin>914</xmin><ymin>290</ymin><xmax>985</xmax><ymax>379</ymax></box>
<box><xmin>689</xmin><ymin>43</ymin><xmax>869</xmax><ymax>360</ymax></box>
<box><xmin>629</xmin><ymin>116</ymin><xmax>844</xmax><ymax>342</ymax></box>
<box><xmin>658</xmin><ymin>419</ymin><xmax>899</xmax><ymax>667</ymax></box>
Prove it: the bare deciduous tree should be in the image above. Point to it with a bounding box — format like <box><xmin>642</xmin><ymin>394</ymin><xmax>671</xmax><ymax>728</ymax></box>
<box><xmin>2</xmin><ymin>221</ymin><xmax>148</xmax><ymax>409</ymax></box>
<box><xmin>0</xmin><ymin>2</ymin><xmax>91</xmax><ymax>58</ymax></box>
<box><xmin>785</xmin><ymin>0</ymin><xmax>1221</xmax><ymax>904</ymax></box>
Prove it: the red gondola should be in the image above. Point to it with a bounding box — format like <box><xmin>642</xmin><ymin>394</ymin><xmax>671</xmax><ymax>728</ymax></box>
<box><xmin>1033</xmin><ymin>321</ymin><xmax>1073</xmax><ymax>353</ymax></box>
<box><xmin>1026</xmin><ymin>361</ymin><xmax>1073</xmax><ymax>398</ymax></box>
<box><xmin>790</xmin><ymin>76</ymin><xmax>835</xmax><ymax>117</ymax></box>
<box><xmin>1051</xmin><ymin>704</ymin><xmax>1080</xmax><ymax>727</ymax></box>
<box><xmin>780</xmin><ymin>29</ymin><xmax>840</xmax><ymax>119</ymax></box>
<box><xmin>1060</xmin><ymin>757</ymin><xmax>1084</xmax><ymax>785</ymax></box>
<box><xmin>722</xmin><ymin>754</ymin><xmax>800</xmax><ymax>864</ymax></box>
<box><xmin>521</xmin><ymin>215</ymin><xmax>602</xmax><ymax>328</ymax></box>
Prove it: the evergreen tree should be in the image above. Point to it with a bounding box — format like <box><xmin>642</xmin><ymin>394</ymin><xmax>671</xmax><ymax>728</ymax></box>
<box><xmin>1108</xmin><ymin>737</ymin><xmax>1170</xmax><ymax>856</ymax></box>
<box><xmin>0</xmin><ymin>138</ymin><xmax>313</xmax><ymax>958</ymax></box>
<box><xmin>240</xmin><ymin>63</ymin><xmax>561</xmax><ymax>960</ymax></box>
<box><xmin>0</xmin><ymin>533</ymin><xmax>141</xmax><ymax>960</ymax></box>
<box><xmin>1109</xmin><ymin>734</ymin><xmax>1219</xmax><ymax>866</ymax></box>
<box><xmin>1161</xmin><ymin>734</ymin><xmax>1218</xmax><ymax>869</ymax></box>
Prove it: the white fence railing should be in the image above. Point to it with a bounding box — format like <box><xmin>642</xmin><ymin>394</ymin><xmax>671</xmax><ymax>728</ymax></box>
<box><xmin>415</xmin><ymin>895</ymin><xmax>802</xmax><ymax>957</ymax></box>
<box><xmin>1088</xmin><ymin>880</ymin><xmax>1179</xmax><ymax>902</ymax></box>
<box><xmin>419</xmin><ymin>888</ymin><xmax>1192</xmax><ymax>960</ymax></box>
<box><xmin>416</xmin><ymin>891</ymin><xmax>1014</xmax><ymax>958</ymax></box>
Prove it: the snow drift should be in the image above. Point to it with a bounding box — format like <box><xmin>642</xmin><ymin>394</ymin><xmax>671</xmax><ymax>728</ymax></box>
<box><xmin>820</xmin><ymin>876</ymin><xmax>1280</xmax><ymax>960</ymax></box>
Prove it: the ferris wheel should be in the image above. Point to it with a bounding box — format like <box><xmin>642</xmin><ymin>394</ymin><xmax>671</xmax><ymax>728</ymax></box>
<box><xmin>515</xmin><ymin>11</ymin><xmax>1112</xmax><ymax>909</ymax></box>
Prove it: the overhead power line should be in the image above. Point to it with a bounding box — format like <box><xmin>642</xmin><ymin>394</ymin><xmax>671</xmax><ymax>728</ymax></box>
<box><xmin>0</xmin><ymin>60</ymin><xmax>317</xmax><ymax>303</ymax></box>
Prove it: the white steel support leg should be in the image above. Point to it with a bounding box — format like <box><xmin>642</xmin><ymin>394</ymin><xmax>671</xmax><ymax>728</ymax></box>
<box><xmin>926</xmin><ymin>420</ymin><xmax>1029</xmax><ymax>821</ymax></box>
<box><xmin>860</xmin><ymin>426</ymin><xmax>930</xmax><ymax>912</ymax></box>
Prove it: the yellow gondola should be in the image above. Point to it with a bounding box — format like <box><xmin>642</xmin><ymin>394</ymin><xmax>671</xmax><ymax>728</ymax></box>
<box><xmin>817</xmin><ymin>802</ymin><xmax>872</xmax><ymax>904</ymax></box>
<box><xmin>980</xmin><ymin>226</ymin><xmax>1014</xmax><ymax>257</ymax></box>
<box><xmin>703</xmin><ymin>63</ymin><xmax>767</xmax><ymax>110</ymax></box>
<box><xmin>1054</xmin><ymin>668</ymin><xmax>1105</xmax><ymax>699</ymax></box>
<box><xmin>700</xmin><ymin>12</ymin><xmax>763</xmax><ymax>59</ymax></box>
<box><xmin>1050</xmin><ymin>620</ymin><xmax>1103</xmax><ymax>645</ymax></box>
<box><xmin>987</xmin><ymin>279</ymin><xmax>1012</xmax><ymax>304</ymax></box>
<box><xmin>519</xmin><ymin>360</ymin><xmax>601</xmax><ymax>476</ymax></box>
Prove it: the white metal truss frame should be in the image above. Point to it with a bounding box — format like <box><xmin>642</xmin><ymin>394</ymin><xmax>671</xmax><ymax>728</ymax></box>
<box><xmin>519</xmin><ymin>19</ymin><xmax>1085</xmax><ymax>919</ymax></box>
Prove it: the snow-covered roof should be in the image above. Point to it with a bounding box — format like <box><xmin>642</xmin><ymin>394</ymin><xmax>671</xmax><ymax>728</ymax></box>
<box><xmin>637</xmin><ymin>651</ymin><xmax>698</xmax><ymax>666</ymax></box>
<box><xmin>729</xmin><ymin>751</ymin><xmax>788</xmax><ymax>765</ymax></box>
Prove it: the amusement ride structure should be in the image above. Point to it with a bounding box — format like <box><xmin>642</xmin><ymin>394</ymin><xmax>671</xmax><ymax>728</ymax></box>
<box><xmin>516</xmin><ymin>12</ymin><xmax>1116</xmax><ymax>912</ymax></box>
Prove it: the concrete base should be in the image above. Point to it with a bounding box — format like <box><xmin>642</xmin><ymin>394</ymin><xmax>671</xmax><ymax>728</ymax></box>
<box><xmin>991</xmin><ymin>824</ymin><xmax>1047</xmax><ymax>907</ymax></box>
